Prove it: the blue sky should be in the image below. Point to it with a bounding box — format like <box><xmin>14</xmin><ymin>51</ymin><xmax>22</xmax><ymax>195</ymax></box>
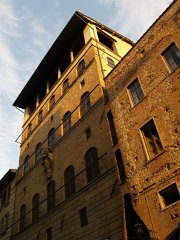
<box><xmin>0</xmin><ymin>0</ymin><xmax>173</xmax><ymax>178</ymax></box>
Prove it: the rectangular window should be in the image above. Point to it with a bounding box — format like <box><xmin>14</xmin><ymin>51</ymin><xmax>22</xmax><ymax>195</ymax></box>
<box><xmin>107</xmin><ymin>57</ymin><xmax>115</xmax><ymax>68</ymax></box>
<box><xmin>85</xmin><ymin>127</ymin><xmax>91</xmax><ymax>139</ymax></box>
<box><xmin>159</xmin><ymin>183</ymin><xmax>180</xmax><ymax>208</ymax></box>
<box><xmin>79</xmin><ymin>207</ymin><xmax>88</xmax><ymax>227</ymax></box>
<box><xmin>46</xmin><ymin>228</ymin><xmax>52</xmax><ymax>240</ymax></box>
<box><xmin>115</xmin><ymin>150</ymin><xmax>126</xmax><ymax>182</ymax></box>
<box><xmin>128</xmin><ymin>79</ymin><xmax>144</xmax><ymax>106</ymax></box>
<box><xmin>162</xmin><ymin>42</ymin><xmax>180</xmax><ymax>71</ymax></box>
<box><xmin>140</xmin><ymin>120</ymin><xmax>163</xmax><ymax>159</ymax></box>
<box><xmin>107</xmin><ymin>111</ymin><xmax>118</xmax><ymax>146</ymax></box>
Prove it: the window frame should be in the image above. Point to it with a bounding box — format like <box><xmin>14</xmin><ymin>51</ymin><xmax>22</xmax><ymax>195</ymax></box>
<box><xmin>158</xmin><ymin>182</ymin><xmax>180</xmax><ymax>209</ymax></box>
<box><xmin>84</xmin><ymin>147</ymin><xmax>100</xmax><ymax>183</ymax></box>
<box><xmin>63</xmin><ymin>111</ymin><xmax>71</xmax><ymax>134</ymax></box>
<box><xmin>24</xmin><ymin>155</ymin><xmax>30</xmax><ymax>174</ymax></box>
<box><xmin>63</xmin><ymin>79</ymin><xmax>69</xmax><ymax>94</ymax></box>
<box><xmin>79</xmin><ymin>207</ymin><xmax>88</xmax><ymax>227</ymax></box>
<box><xmin>47</xmin><ymin>181</ymin><xmax>56</xmax><ymax>211</ymax></box>
<box><xmin>140</xmin><ymin>119</ymin><xmax>164</xmax><ymax>160</ymax></box>
<box><xmin>49</xmin><ymin>95</ymin><xmax>55</xmax><ymax>110</ymax></box>
<box><xmin>48</xmin><ymin>128</ymin><xmax>55</xmax><ymax>149</ymax></box>
<box><xmin>64</xmin><ymin>166</ymin><xmax>76</xmax><ymax>199</ymax></box>
<box><xmin>80</xmin><ymin>92</ymin><xmax>91</xmax><ymax>117</ymax></box>
<box><xmin>161</xmin><ymin>42</ymin><xmax>180</xmax><ymax>72</ymax></box>
<box><xmin>78</xmin><ymin>59</ymin><xmax>85</xmax><ymax>76</ymax></box>
<box><xmin>19</xmin><ymin>204</ymin><xmax>26</xmax><ymax>231</ymax></box>
<box><xmin>32</xmin><ymin>193</ymin><xmax>40</xmax><ymax>222</ymax></box>
<box><xmin>35</xmin><ymin>142</ymin><xmax>41</xmax><ymax>163</ymax></box>
<box><xmin>107</xmin><ymin>57</ymin><xmax>115</xmax><ymax>68</ymax></box>
<box><xmin>127</xmin><ymin>78</ymin><xmax>144</xmax><ymax>107</ymax></box>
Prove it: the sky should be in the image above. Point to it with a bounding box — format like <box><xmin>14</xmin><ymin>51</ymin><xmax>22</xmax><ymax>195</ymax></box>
<box><xmin>0</xmin><ymin>0</ymin><xmax>173</xmax><ymax>179</ymax></box>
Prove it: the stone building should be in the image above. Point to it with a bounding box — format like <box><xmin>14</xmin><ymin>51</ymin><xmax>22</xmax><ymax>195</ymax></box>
<box><xmin>105</xmin><ymin>0</ymin><xmax>180</xmax><ymax>239</ymax></box>
<box><xmin>12</xmin><ymin>11</ymin><xmax>133</xmax><ymax>240</ymax></box>
<box><xmin>0</xmin><ymin>169</ymin><xmax>16</xmax><ymax>240</ymax></box>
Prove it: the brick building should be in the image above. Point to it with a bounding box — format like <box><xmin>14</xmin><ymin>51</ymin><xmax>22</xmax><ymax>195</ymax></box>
<box><xmin>105</xmin><ymin>0</ymin><xmax>180</xmax><ymax>239</ymax></box>
<box><xmin>12</xmin><ymin>11</ymin><xmax>133</xmax><ymax>240</ymax></box>
<box><xmin>0</xmin><ymin>169</ymin><xmax>16</xmax><ymax>240</ymax></box>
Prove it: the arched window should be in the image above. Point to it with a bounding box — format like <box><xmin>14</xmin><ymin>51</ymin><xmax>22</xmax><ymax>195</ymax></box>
<box><xmin>78</xmin><ymin>59</ymin><xmax>85</xmax><ymax>76</ymax></box>
<box><xmin>24</xmin><ymin>155</ymin><xmax>30</xmax><ymax>174</ymax></box>
<box><xmin>63</xmin><ymin>79</ymin><xmax>69</xmax><ymax>93</ymax></box>
<box><xmin>64</xmin><ymin>166</ymin><xmax>76</xmax><ymax>199</ymax></box>
<box><xmin>80</xmin><ymin>92</ymin><xmax>91</xmax><ymax>116</ymax></box>
<box><xmin>32</xmin><ymin>193</ymin><xmax>39</xmax><ymax>222</ymax></box>
<box><xmin>38</xmin><ymin>110</ymin><xmax>43</xmax><ymax>123</ymax></box>
<box><xmin>49</xmin><ymin>95</ymin><xmax>55</xmax><ymax>110</ymax></box>
<box><xmin>35</xmin><ymin>143</ymin><xmax>41</xmax><ymax>163</ymax></box>
<box><xmin>48</xmin><ymin>128</ymin><xmax>55</xmax><ymax>149</ymax></box>
<box><xmin>107</xmin><ymin>57</ymin><xmax>115</xmax><ymax>68</ymax></box>
<box><xmin>84</xmin><ymin>147</ymin><xmax>100</xmax><ymax>183</ymax></box>
<box><xmin>19</xmin><ymin>204</ymin><xmax>26</xmax><ymax>231</ymax></box>
<box><xmin>47</xmin><ymin>181</ymin><xmax>55</xmax><ymax>211</ymax></box>
<box><xmin>63</xmin><ymin>111</ymin><xmax>71</xmax><ymax>134</ymax></box>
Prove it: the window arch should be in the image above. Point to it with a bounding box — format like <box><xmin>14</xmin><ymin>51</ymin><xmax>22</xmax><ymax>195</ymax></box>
<box><xmin>80</xmin><ymin>92</ymin><xmax>91</xmax><ymax>116</ymax></box>
<box><xmin>35</xmin><ymin>143</ymin><xmax>41</xmax><ymax>163</ymax></box>
<box><xmin>49</xmin><ymin>95</ymin><xmax>55</xmax><ymax>110</ymax></box>
<box><xmin>48</xmin><ymin>128</ymin><xmax>55</xmax><ymax>149</ymax></box>
<box><xmin>24</xmin><ymin>155</ymin><xmax>30</xmax><ymax>174</ymax></box>
<box><xmin>47</xmin><ymin>181</ymin><xmax>55</xmax><ymax>211</ymax></box>
<box><xmin>78</xmin><ymin>59</ymin><xmax>85</xmax><ymax>76</ymax></box>
<box><xmin>19</xmin><ymin>204</ymin><xmax>26</xmax><ymax>231</ymax></box>
<box><xmin>32</xmin><ymin>193</ymin><xmax>39</xmax><ymax>222</ymax></box>
<box><xmin>63</xmin><ymin>79</ymin><xmax>69</xmax><ymax>93</ymax></box>
<box><xmin>63</xmin><ymin>111</ymin><xmax>71</xmax><ymax>134</ymax></box>
<box><xmin>64</xmin><ymin>166</ymin><xmax>76</xmax><ymax>199</ymax></box>
<box><xmin>84</xmin><ymin>147</ymin><xmax>100</xmax><ymax>183</ymax></box>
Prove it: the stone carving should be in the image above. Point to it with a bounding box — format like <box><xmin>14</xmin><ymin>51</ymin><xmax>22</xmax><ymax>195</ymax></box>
<box><xmin>40</xmin><ymin>148</ymin><xmax>54</xmax><ymax>179</ymax></box>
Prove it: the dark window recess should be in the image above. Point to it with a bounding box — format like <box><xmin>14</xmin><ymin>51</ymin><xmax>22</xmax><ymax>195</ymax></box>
<box><xmin>141</xmin><ymin>120</ymin><xmax>163</xmax><ymax>159</ymax></box>
<box><xmin>63</xmin><ymin>111</ymin><xmax>71</xmax><ymax>134</ymax></box>
<box><xmin>59</xmin><ymin>51</ymin><xmax>71</xmax><ymax>74</ymax></box>
<box><xmin>128</xmin><ymin>79</ymin><xmax>144</xmax><ymax>105</ymax></box>
<box><xmin>115</xmin><ymin>150</ymin><xmax>126</xmax><ymax>182</ymax></box>
<box><xmin>80</xmin><ymin>92</ymin><xmax>91</xmax><ymax>116</ymax></box>
<box><xmin>79</xmin><ymin>207</ymin><xmax>88</xmax><ymax>227</ymax></box>
<box><xmin>84</xmin><ymin>147</ymin><xmax>100</xmax><ymax>183</ymax></box>
<box><xmin>24</xmin><ymin>155</ymin><xmax>30</xmax><ymax>174</ymax></box>
<box><xmin>85</xmin><ymin>127</ymin><xmax>91</xmax><ymax>139</ymax></box>
<box><xmin>38</xmin><ymin>82</ymin><xmax>46</xmax><ymax>103</ymax></box>
<box><xmin>49</xmin><ymin>67</ymin><xmax>58</xmax><ymax>90</ymax></box>
<box><xmin>159</xmin><ymin>183</ymin><xmax>180</xmax><ymax>208</ymax></box>
<box><xmin>78</xmin><ymin>59</ymin><xmax>85</xmax><ymax>76</ymax></box>
<box><xmin>98</xmin><ymin>31</ymin><xmax>114</xmax><ymax>50</ymax></box>
<box><xmin>72</xmin><ymin>32</ymin><xmax>85</xmax><ymax>58</ymax></box>
<box><xmin>80</xmin><ymin>79</ymin><xmax>85</xmax><ymax>87</ymax></box>
<box><xmin>49</xmin><ymin>95</ymin><xmax>55</xmax><ymax>110</ymax></box>
<box><xmin>28</xmin><ymin>97</ymin><xmax>36</xmax><ymax>116</ymax></box>
<box><xmin>47</xmin><ymin>181</ymin><xmax>55</xmax><ymax>211</ymax></box>
<box><xmin>46</xmin><ymin>228</ymin><xmax>52</xmax><ymax>240</ymax></box>
<box><xmin>32</xmin><ymin>193</ymin><xmax>39</xmax><ymax>222</ymax></box>
<box><xmin>124</xmin><ymin>194</ymin><xmax>151</xmax><ymax>239</ymax></box>
<box><xmin>107</xmin><ymin>57</ymin><xmax>115</xmax><ymax>67</ymax></box>
<box><xmin>35</xmin><ymin>143</ymin><xmax>41</xmax><ymax>162</ymax></box>
<box><xmin>19</xmin><ymin>204</ymin><xmax>26</xmax><ymax>231</ymax></box>
<box><xmin>28</xmin><ymin>123</ymin><xmax>32</xmax><ymax>136</ymax></box>
<box><xmin>107</xmin><ymin>111</ymin><xmax>118</xmax><ymax>146</ymax></box>
<box><xmin>64</xmin><ymin>166</ymin><xmax>76</xmax><ymax>199</ymax></box>
<box><xmin>162</xmin><ymin>42</ymin><xmax>180</xmax><ymax>71</ymax></box>
<box><xmin>48</xmin><ymin>128</ymin><xmax>55</xmax><ymax>149</ymax></box>
<box><xmin>38</xmin><ymin>110</ymin><xmax>43</xmax><ymax>123</ymax></box>
<box><xmin>63</xmin><ymin>79</ymin><xmax>69</xmax><ymax>93</ymax></box>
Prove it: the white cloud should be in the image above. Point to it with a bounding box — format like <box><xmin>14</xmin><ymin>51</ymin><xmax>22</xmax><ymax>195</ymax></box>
<box><xmin>98</xmin><ymin>0</ymin><xmax>173</xmax><ymax>41</ymax></box>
